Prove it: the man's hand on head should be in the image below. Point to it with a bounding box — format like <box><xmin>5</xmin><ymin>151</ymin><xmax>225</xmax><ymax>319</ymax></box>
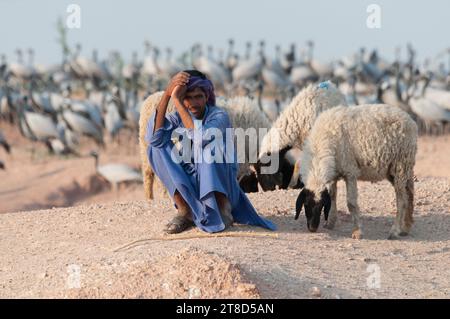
<box><xmin>165</xmin><ymin>71</ymin><xmax>190</xmax><ymax>98</ymax></box>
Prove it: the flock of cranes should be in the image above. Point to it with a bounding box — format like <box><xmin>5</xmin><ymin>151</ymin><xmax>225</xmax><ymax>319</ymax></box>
<box><xmin>1</xmin><ymin>39</ymin><xmax>450</xmax><ymax>186</ymax></box>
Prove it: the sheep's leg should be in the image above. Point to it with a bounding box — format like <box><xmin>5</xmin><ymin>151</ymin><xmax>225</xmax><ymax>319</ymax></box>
<box><xmin>324</xmin><ymin>181</ymin><xmax>337</xmax><ymax>229</ymax></box>
<box><xmin>345</xmin><ymin>178</ymin><xmax>363</xmax><ymax>239</ymax></box>
<box><xmin>143</xmin><ymin>166</ymin><xmax>155</xmax><ymax>200</ymax></box>
<box><xmin>404</xmin><ymin>178</ymin><xmax>414</xmax><ymax>233</ymax></box>
<box><xmin>154</xmin><ymin>176</ymin><xmax>169</xmax><ymax>198</ymax></box>
<box><xmin>435</xmin><ymin>123</ymin><xmax>442</xmax><ymax>136</ymax></box>
<box><xmin>389</xmin><ymin>177</ymin><xmax>414</xmax><ymax>239</ymax></box>
<box><xmin>140</xmin><ymin>135</ymin><xmax>155</xmax><ymax>200</ymax></box>
<box><xmin>389</xmin><ymin>181</ymin><xmax>406</xmax><ymax>239</ymax></box>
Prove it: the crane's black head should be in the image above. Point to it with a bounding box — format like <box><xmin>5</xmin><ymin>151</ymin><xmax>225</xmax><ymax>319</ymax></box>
<box><xmin>295</xmin><ymin>188</ymin><xmax>331</xmax><ymax>232</ymax></box>
<box><xmin>89</xmin><ymin>150</ymin><xmax>99</xmax><ymax>159</ymax></box>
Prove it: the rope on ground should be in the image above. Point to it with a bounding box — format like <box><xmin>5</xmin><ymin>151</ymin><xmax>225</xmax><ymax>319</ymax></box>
<box><xmin>113</xmin><ymin>231</ymin><xmax>279</xmax><ymax>253</ymax></box>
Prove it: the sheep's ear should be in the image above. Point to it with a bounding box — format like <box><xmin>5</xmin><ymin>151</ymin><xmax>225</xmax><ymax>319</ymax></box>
<box><xmin>321</xmin><ymin>189</ymin><xmax>331</xmax><ymax>221</ymax></box>
<box><xmin>295</xmin><ymin>189</ymin><xmax>308</xmax><ymax>220</ymax></box>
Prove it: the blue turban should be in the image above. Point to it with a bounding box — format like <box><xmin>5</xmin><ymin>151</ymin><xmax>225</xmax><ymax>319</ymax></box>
<box><xmin>185</xmin><ymin>71</ymin><xmax>216</xmax><ymax>106</ymax></box>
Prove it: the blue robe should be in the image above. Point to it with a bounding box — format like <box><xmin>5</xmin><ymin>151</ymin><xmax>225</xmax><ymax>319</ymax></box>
<box><xmin>145</xmin><ymin>105</ymin><xmax>276</xmax><ymax>233</ymax></box>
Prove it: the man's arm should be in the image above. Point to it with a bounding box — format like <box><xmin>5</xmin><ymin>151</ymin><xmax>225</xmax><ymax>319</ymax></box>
<box><xmin>172</xmin><ymin>86</ymin><xmax>194</xmax><ymax>129</ymax></box>
<box><xmin>154</xmin><ymin>72</ymin><xmax>190</xmax><ymax>132</ymax></box>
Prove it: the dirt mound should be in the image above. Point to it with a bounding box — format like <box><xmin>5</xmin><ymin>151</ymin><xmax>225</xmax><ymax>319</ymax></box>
<box><xmin>1</xmin><ymin>178</ymin><xmax>449</xmax><ymax>298</ymax></box>
<box><xmin>65</xmin><ymin>248</ymin><xmax>259</xmax><ymax>299</ymax></box>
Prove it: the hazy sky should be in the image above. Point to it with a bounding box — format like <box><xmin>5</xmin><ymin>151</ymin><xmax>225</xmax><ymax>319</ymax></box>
<box><xmin>0</xmin><ymin>0</ymin><xmax>449</xmax><ymax>65</ymax></box>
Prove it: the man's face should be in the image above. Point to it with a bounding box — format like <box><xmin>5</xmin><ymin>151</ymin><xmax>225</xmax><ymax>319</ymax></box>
<box><xmin>183</xmin><ymin>87</ymin><xmax>207</xmax><ymax>119</ymax></box>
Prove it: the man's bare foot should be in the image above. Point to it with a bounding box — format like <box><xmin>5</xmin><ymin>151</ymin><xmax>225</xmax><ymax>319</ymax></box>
<box><xmin>164</xmin><ymin>215</ymin><xmax>194</xmax><ymax>234</ymax></box>
<box><xmin>215</xmin><ymin>192</ymin><xmax>234</xmax><ymax>229</ymax></box>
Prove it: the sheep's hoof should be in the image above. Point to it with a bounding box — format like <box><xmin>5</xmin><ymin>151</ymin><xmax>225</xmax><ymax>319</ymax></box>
<box><xmin>323</xmin><ymin>221</ymin><xmax>335</xmax><ymax>230</ymax></box>
<box><xmin>388</xmin><ymin>227</ymin><xmax>408</xmax><ymax>240</ymax></box>
<box><xmin>351</xmin><ymin>229</ymin><xmax>363</xmax><ymax>239</ymax></box>
<box><xmin>388</xmin><ymin>231</ymin><xmax>409</xmax><ymax>240</ymax></box>
<box><xmin>388</xmin><ymin>233</ymin><xmax>400</xmax><ymax>240</ymax></box>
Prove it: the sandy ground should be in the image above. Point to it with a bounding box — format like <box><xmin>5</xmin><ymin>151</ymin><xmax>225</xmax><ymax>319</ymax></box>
<box><xmin>0</xmin><ymin>122</ymin><xmax>144</xmax><ymax>214</ymax></box>
<box><xmin>0</xmin><ymin>123</ymin><xmax>449</xmax><ymax>298</ymax></box>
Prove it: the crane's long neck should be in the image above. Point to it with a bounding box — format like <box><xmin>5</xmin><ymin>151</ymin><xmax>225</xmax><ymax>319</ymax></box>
<box><xmin>257</xmin><ymin>83</ymin><xmax>263</xmax><ymax>112</ymax></box>
<box><xmin>17</xmin><ymin>102</ymin><xmax>27</xmax><ymax>137</ymax></box>
<box><xmin>227</xmin><ymin>40</ymin><xmax>234</xmax><ymax>58</ymax></box>
<box><xmin>91</xmin><ymin>153</ymin><xmax>99</xmax><ymax>170</ymax></box>
<box><xmin>421</xmin><ymin>77</ymin><xmax>431</xmax><ymax>97</ymax></box>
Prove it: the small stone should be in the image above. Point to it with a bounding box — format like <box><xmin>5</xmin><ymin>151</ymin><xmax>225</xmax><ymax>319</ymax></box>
<box><xmin>363</xmin><ymin>257</ymin><xmax>377</xmax><ymax>263</ymax></box>
<box><xmin>38</xmin><ymin>272</ymin><xmax>48</xmax><ymax>279</ymax></box>
<box><xmin>161</xmin><ymin>283</ymin><xmax>170</xmax><ymax>291</ymax></box>
<box><xmin>188</xmin><ymin>287</ymin><xmax>201</xmax><ymax>299</ymax></box>
<box><xmin>310</xmin><ymin>286</ymin><xmax>321</xmax><ymax>297</ymax></box>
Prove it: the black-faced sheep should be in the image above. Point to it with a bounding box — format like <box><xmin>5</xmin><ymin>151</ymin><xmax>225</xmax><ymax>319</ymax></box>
<box><xmin>295</xmin><ymin>104</ymin><xmax>418</xmax><ymax>240</ymax></box>
<box><xmin>257</xmin><ymin>81</ymin><xmax>347</xmax><ymax>189</ymax></box>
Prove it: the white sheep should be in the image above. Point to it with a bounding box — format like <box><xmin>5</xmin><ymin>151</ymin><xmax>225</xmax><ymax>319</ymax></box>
<box><xmin>295</xmin><ymin>104</ymin><xmax>418</xmax><ymax>240</ymax></box>
<box><xmin>139</xmin><ymin>92</ymin><xmax>277</xmax><ymax>200</ymax></box>
<box><xmin>258</xmin><ymin>81</ymin><xmax>347</xmax><ymax>158</ymax></box>
<box><xmin>216</xmin><ymin>95</ymin><xmax>276</xmax><ymax>188</ymax></box>
<box><xmin>139</xmin><ymin>91</ymin><xmax>173</xmax><ymax>200</ymax></box>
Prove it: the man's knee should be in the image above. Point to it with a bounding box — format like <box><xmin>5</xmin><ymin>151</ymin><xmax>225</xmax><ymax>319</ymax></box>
<box><xmin>198</xmin><ymin>160</ymin><xmax>226</xmax><ymax>174</ymax></box>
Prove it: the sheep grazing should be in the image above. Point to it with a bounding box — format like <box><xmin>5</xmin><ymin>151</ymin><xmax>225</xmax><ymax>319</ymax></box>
<box><xmin>139</xmin><ymin>92</ymin><xmax>281</xmax><ymax>200</ymax></box>
<box><xmin>216</xmin><ymin>96</ymin><xmax>284</xmax><ymax>192</ymax></box>
<box><xmin>257</xmin><ymin>81</ymin><xmax>347</xmax><ymax>188</ymax></box>
<box><xmin>295</xmin><ymin>104</ymin><xmax>418</xmax><ymax>240</ymax></box>
<box><xmin>259</xmin><ymin>81</ymin><xmax>347</xmax><ymax>155</ymax></box>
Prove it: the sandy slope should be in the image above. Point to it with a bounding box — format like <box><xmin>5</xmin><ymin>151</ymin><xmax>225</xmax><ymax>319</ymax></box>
<box><xmin>1</xmin><ymin>177</ymin><xmax>449</xmax><ymax>298</ymax></box>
